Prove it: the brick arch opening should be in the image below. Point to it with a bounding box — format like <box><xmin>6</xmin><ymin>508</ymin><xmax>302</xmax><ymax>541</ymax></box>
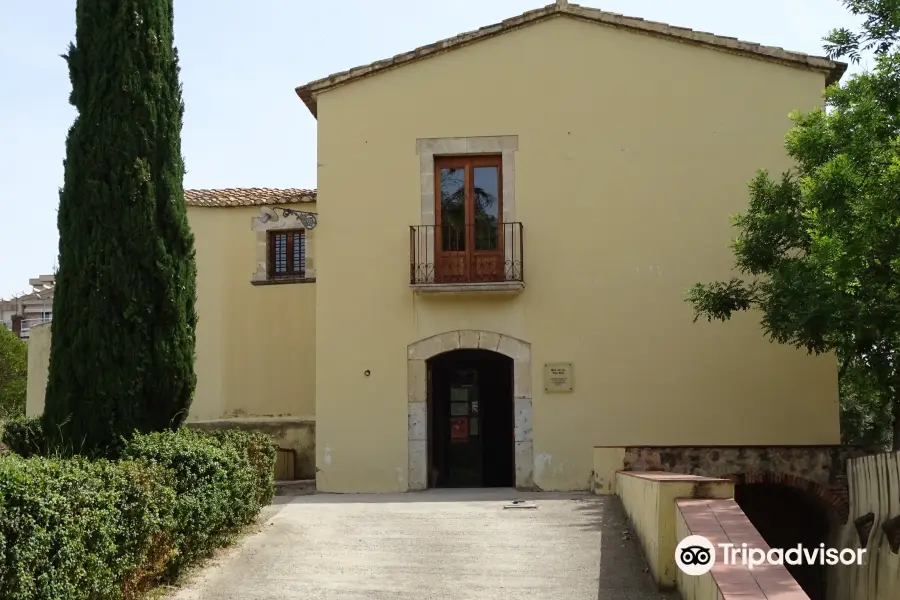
<box><xmin>729</xmin><ymin>472</ymin><xmax>845</xmax><ymax>600</ymax></box>
<box><xmin>726</xmin><ymin>472</ymin><xmax>848</xmax><ymax>525</ymax></box>
<box><xmin>407</xmin><ymin>330</ymin><xmax>532</xmax><ymax>491</ymax></box>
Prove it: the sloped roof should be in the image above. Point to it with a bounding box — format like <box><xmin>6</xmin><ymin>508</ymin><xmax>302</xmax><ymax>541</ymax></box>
<box><xmin>295</xmin><ymin>1</ymin><xmax>846</xmax><ymax>118</ymax></box>
<box><xmin>184</xmin><ymin>188</ymin><xmax>317</xmax><ymax>207</ymax></box>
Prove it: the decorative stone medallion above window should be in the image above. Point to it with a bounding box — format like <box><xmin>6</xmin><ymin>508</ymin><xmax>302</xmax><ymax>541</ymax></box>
<box><xmin>250</xmin><ymin>206</ymin><xmax>317</xmax><ymax>284</ymax></box>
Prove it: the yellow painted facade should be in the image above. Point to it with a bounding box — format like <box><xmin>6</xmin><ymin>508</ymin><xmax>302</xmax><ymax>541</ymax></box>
<box><xmin>311</xmin><ymin>14</ymin><xmax>841</xmax><ymax>492</ymax></box>
<box><xmin>26</xmin><ymin>205</ymin><xmax>319</xmax><ymax>477</ymax></box>
<box><xmin>188</xmin><ymin>205</ymin><xmax>316</xmax><ymax>422</ymax></box>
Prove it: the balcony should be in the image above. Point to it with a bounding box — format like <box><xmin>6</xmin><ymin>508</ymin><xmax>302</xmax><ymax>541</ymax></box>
<box><xmin>409</xmin><ymin>222</ymin><xmax>524</xmax><ymax>294</ymax></box>
<box><xmin>20</xmin><ymin>317</ymin><xmax>51</xmax><ymax>339</ymax></box>
<box><xmin>2</xmin><ymin>316</ymin><xmax>51</xmax><ymax>340</ymax></box>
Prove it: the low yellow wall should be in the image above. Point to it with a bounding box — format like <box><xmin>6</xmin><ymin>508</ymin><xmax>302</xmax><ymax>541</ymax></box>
<box><xmin>616</xmin><ymin>471</ymin><xmax>734</xmax><ymax>588</ymax></box>
<box><xmin>676</xmin><ymin>498</ymin><xmax>812</xmax><ymax>599</ymax></box>
<box><xmin>675</xmin><ymin>507</ymin><xmax>722</xmax><ymax>600</ymax></box>
<box><xmin>830</xmin><ymin>451</ymin><xmax>900</xmax><ymax>600</ymax></box>
<box><xmin>592</xmin><ymin>447</ymin><xmax>626</xmax><ymax>494</ymax></box>
<box><xmin>25</xmin><ymin>323</ymin><xmax>50</xmax><ymax>418</ymax></box>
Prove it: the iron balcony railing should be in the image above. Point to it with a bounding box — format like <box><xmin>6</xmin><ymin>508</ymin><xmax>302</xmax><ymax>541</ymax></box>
<box><xmin>409</xmin><ymin>222</ymin><xmax>524</xmax><ymax>286</ymax></box>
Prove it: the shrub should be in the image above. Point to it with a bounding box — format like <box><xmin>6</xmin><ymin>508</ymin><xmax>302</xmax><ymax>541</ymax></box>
<box><xmin>0</xmin><ymin>428</ymin><xmax>276</xmax><ymax>599</ymax></box>
<box><xmin>121</xmin><ymin>429</ymin><xmax>276</xmax><ymax>576</ymax></box>
<box><xmin>206</xmin><ymin>429</ymin><xmax>276</xmax><ymax>506</ymax></box>
<box><xmin>0</xmin><ymin>325</ymin><xmax>27</xmax><ymax>421</ymax></box>
<box><xmin>1</xmin><ymin>417</ymin><xmax>46</xmax><ymax>458</ymax></box>
<box><xmin>0</xmin><ymin>455</ymin><xmax>176</xmax><ymax>600</ymax></box>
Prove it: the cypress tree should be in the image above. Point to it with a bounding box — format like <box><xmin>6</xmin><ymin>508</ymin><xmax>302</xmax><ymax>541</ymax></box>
<box><xmin>44</xmin><ymin>0</ymin><xmax>197</xmax><ymax>454</ymax></box>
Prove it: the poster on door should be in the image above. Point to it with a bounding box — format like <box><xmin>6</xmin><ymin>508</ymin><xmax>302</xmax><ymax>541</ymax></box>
<box><xmin>450</xmin><ymin>402</ymin><xmax>469</xmax><ymax>416</ymax></box>
<box><xmin>450</xmin><ymin>417</ymin><xmax>469</xmax><ymax>442</ymax></box>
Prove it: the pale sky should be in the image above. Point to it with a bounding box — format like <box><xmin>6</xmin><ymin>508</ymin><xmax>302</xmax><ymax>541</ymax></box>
<box><xmin>0</xmin><ymin>0</ymin><xmax>868</xmax><ymax>297</ymax></box>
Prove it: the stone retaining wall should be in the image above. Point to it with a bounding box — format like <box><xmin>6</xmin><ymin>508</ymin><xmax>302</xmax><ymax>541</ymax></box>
<box><xmin>622</xmin><ymin>445</ymin><xmax>872</xmax><ymax>524</ymax></box>
<box><xmin>187</xmin><ymin>417</ymin><xmax>316</xmax><ymax>480</ymax></box>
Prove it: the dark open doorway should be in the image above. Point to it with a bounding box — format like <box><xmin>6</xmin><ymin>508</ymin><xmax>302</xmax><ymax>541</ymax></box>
<box><xmin>734</xmin><ymin>483</ymin><xmax>832</xmax><ymax>600</ymax></box>
<box><xmin>427</xmin><ymin>349</ymin><xmax>514</xmax><ymax>488</ymax></box>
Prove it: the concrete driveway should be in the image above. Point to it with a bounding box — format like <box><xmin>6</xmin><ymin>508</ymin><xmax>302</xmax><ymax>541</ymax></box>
<box><xmin>166</xmin><ymin>489</ymin><xmax>672</xmax><ymax>600</ymax></box>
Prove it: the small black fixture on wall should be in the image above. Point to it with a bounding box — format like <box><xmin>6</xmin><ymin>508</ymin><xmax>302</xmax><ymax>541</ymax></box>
<box><xmin>364</xmin><ymin>370</ymin><xmax>371</xmax><ymax>377</ymax></box>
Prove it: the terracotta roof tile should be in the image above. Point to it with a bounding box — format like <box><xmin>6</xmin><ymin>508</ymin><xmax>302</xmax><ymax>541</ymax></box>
<box><xmin>296</xmin><ymin>1</ymin><xmax>846</xmax><ymax>117</ymax></box>
<box><xmin>184</xmin><ymin>188</ymin><xmax>316</xmax><ymax>207</ymax></box>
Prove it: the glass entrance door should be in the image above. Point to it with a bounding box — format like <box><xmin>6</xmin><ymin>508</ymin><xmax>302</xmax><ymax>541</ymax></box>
<box><xmin>446</xmin><ymin>368</ymin><xmax>481</xmax><ymax>487</ymax></box>
<box><xmin>428</xmin><ymin>349</ymin><xmax>514</xmax><ymax>489</ymax></box>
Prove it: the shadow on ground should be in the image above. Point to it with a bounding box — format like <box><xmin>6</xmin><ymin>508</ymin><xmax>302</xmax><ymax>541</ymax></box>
<box><xmin>573</xmin><ymin>496</ymin><xmax>681</xmax><ymax>600</ymax></box>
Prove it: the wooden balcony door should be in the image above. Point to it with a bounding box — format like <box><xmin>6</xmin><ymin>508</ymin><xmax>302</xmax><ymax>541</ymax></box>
<box><xmin>434</xmin><ymin>155</ymin><xmax>504</xmax><ymax>284</ymax></box>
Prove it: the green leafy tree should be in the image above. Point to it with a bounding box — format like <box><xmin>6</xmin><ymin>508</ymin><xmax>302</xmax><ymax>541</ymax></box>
<box><xmin>687</xmin><ymin>0</ymin><xmax>900</xmax><ymax>449</ymax></box>
<box><xmin>44</xmin><ymin>0</ymin><xmax>197</xmax><ymax>455</ymax></box>
<box><xmin>838</xmin><ymin>358</ymin><xmax>893</xmax><ymax>446</ymax></box>
<box><xmin>0</xmin><ymin>326</ymin><xmax>27</xmax><ymax>420</ymax></box>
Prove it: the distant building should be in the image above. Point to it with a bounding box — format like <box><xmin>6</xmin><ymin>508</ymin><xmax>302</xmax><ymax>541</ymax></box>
<box><xmin>0</xmin><ymin>274</ymin><xmax>55</xmax><ymax>340</ymax></box>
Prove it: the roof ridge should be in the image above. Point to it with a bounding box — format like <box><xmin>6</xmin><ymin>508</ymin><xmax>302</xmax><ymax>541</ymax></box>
<box><xmin>185</xmin><ymin>188</ymin><xmax>317</xmax><ymax>208</ymax></box>
<box><xmin>295</xmin><ymin>1</ymin><xmax>846</xmax><ymax>117</ymax></box>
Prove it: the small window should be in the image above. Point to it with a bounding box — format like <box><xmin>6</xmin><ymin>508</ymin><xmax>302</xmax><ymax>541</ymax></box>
<box><xmin>268</xmin><ymin>230</ymin><xmax>306</xmax><ymax>280</ymax></box>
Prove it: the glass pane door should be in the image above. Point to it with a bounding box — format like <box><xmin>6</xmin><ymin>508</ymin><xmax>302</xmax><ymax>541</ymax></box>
<box><xmin>473</xmin><ymin>166</ymin><xmax>500</xmax><ymax>251</ymax></box>
<box><xmin>446</xmin><ymin>369</ymin><xmax>481</xmax><ymax>487</ymax></box>
<box><xmin>440</xmin><ymin>167</ymin><xmax>466</xmax><ymax>251</ymax></box>
<box><xmin>434</xmin><ymin>156</ymin><xmax>504</xmax><ymax>284</ymax></box>
<box><xmin>436</xmin><ymin>163</ymin><xmax>468</xmax><ymax>283</ymax></box>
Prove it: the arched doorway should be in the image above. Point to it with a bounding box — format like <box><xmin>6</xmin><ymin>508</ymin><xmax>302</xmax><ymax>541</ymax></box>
<box><xmin>407</xmin><ymin>330</ymin><xmax>532</xmax><ymax>491</ymax></box>
<box><xmin>733</xmin><ymin>478</ymin><xmax>837</xmax><ymax>600</ymax></box>
<box><xmin>428</xmin><ymin>349</ymin><xmax>514</xmax><ymax>488</ymax></box>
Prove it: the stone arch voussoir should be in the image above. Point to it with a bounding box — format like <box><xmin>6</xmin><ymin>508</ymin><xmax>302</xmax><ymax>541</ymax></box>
<box><xmin>406</xmin><ymin>330</ymin><xmax>533</xmax><ymax>491</ymax></box>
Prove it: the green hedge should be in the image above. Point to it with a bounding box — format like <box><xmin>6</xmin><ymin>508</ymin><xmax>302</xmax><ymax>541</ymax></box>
<box><xmin>0</xmin><ymin>428</ymin><xmax>276</xmax><ymax>599</ymax></box>
<box><xmin>121</xmin><ymin>429</ymin><xmax>276</xmax><ymax>575</ymax></box>
<box><xmin>0</xmin><ymin>456</ymin><xmax>176</xmax><ymax>599</ymax></box>
<box><xmin>1</xmin><ymin>417</ymin><xmax>46</xmax><ymax>458</ymax></box>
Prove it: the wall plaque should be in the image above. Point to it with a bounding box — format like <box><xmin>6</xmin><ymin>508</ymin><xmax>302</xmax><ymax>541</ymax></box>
<box><xmin>544</xmin><ymin>362</ymin><xmax>573</xmax><ymax>393</ymax></box>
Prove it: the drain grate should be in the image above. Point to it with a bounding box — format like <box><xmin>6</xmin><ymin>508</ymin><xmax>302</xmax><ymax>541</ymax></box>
<box><xmin>503</xmin><ymin>499</ymin><xmax>538</xmax><ymax>509</ymax></box>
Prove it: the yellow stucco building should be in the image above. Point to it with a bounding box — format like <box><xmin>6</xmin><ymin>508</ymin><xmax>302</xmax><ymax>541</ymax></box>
<box><xmin>301</xmin><ymin>1</ymin><xmax>846</xmax><ymax>493</ymax></box>
<box><xmin>28</xmin><ymin>1</ymin><xmax>848</xmax><ymax>494</ymax></box>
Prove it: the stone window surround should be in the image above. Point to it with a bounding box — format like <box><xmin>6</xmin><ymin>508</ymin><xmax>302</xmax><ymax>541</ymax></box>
<box><xmin>407</xmin><ymin>330</ymin><xmax>533</xmax><ymax>491</ymax></box>
<box><xmin>415</xmin><ymin>136</ymin><xmax>519</xmax><ymax>284</ymax></box>
<box><xmin>250</xmin><ymin>211</ymin><xmax>316</xmax><ymax>284</ymax></box>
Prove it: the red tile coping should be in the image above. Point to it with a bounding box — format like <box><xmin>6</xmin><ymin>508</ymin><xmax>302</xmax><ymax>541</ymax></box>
<box><xmin>677</xmin><ymin>499</ymin><xmax>809</xmax><ymax>599</ymax></box>
<box><xmin>618</xmin><ymin>470</ymin><xmax>729</xmax><ymax>483</ymax></box>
